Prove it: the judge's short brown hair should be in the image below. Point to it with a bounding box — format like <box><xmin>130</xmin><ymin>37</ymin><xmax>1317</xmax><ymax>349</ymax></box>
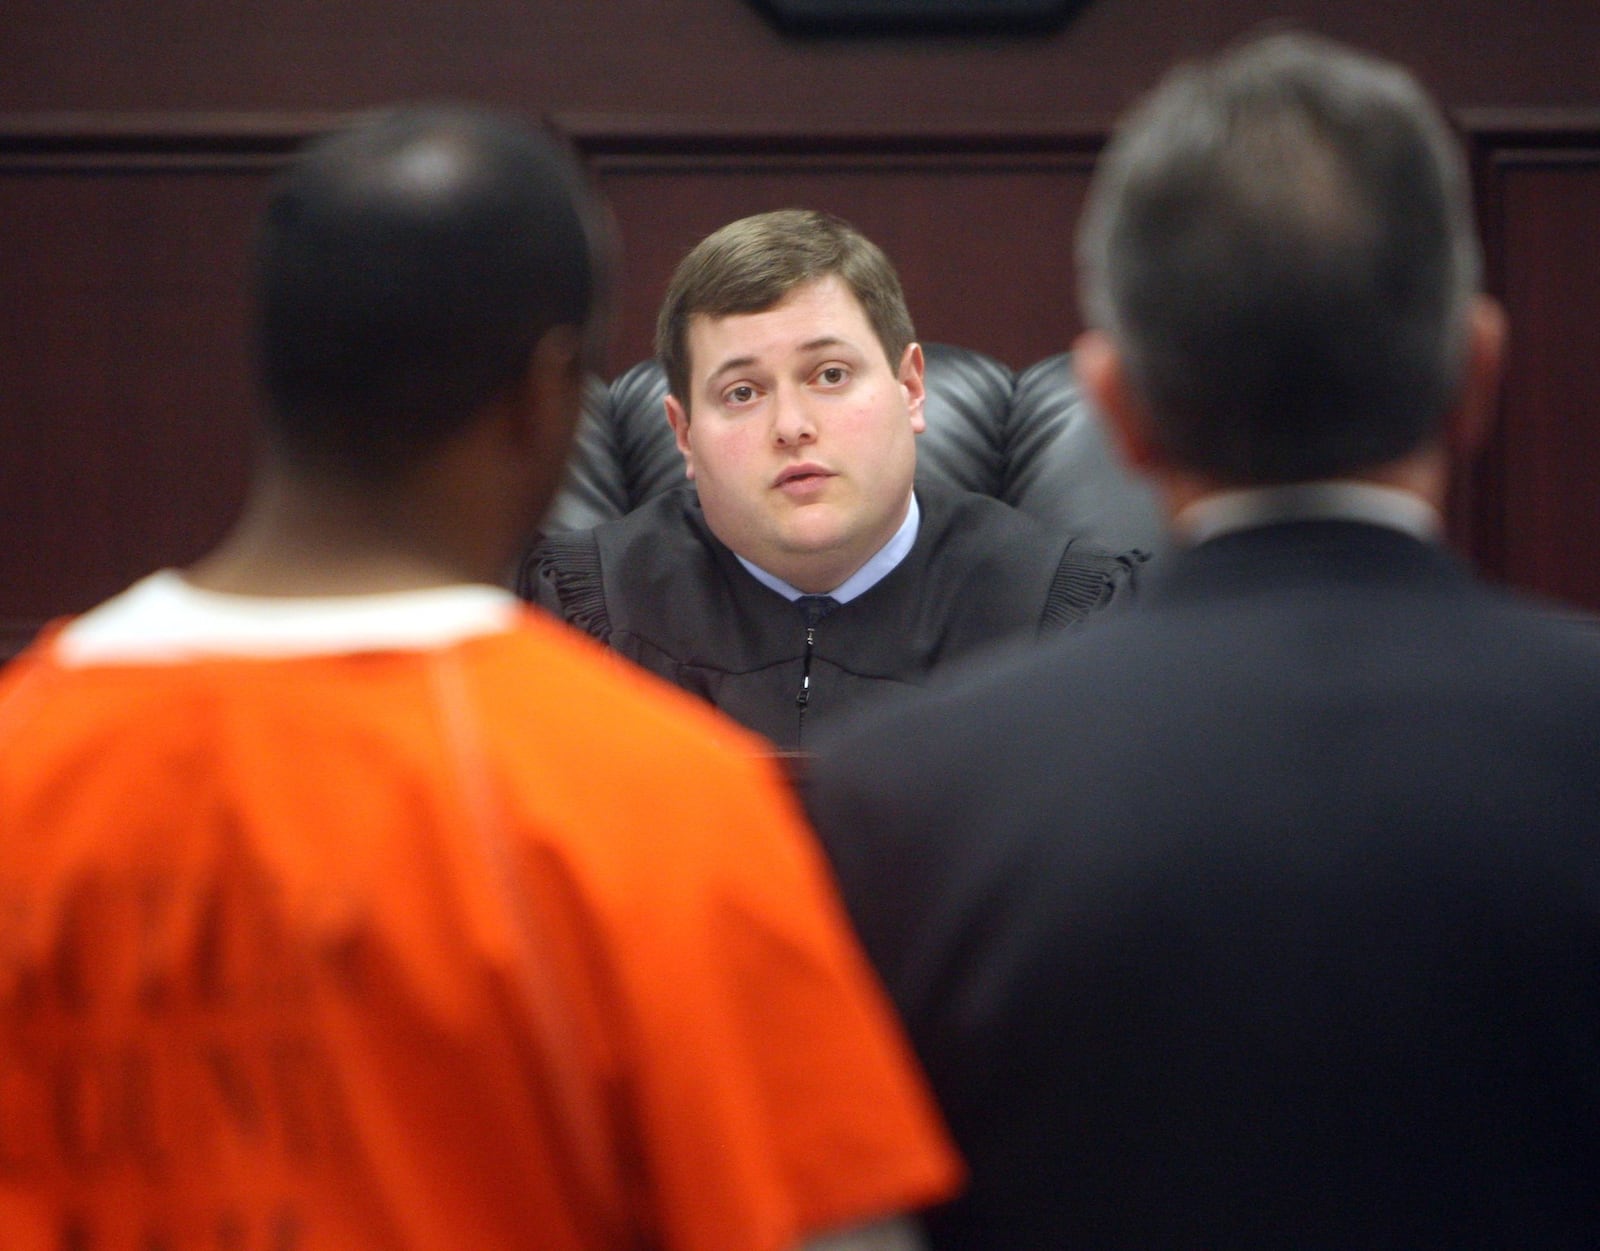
<box><xmin>656</xmin><ymin>209</ymin><xmax>915</xmax><ymax>411</ymax></box>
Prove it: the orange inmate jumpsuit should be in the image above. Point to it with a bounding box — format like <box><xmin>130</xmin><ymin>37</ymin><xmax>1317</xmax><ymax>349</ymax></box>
<box><xmin>0</xmin><ymin>572</ymin><xmax>961</xmax><ymax>1251</ymax></box>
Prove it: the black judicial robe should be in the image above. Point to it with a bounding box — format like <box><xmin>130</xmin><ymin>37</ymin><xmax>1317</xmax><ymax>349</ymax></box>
<box><xmin>520</xmin><ymin>482</ymin><xmax>1137</xmax><ymax>751</ymax></box>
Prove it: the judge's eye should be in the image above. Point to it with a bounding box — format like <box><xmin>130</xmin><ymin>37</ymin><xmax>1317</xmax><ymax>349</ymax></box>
<box><xmin>723</xmin><ymin>384</ymin><xmax>757</xmax><ymax>405</ymax></box>
<box><xmin>816</xmin><ymin>366</ymin><xmax>848</xmax><ymax>386</ymax></box>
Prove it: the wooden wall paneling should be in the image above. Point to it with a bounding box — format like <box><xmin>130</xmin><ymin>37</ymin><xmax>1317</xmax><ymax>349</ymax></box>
<box><xmin>0</xmin><ymin>124</ymin><xmax>306</xmax><ymax>653</ymax></box>
<box><xmin>569</xmin><ymin>123</ymin><xmax>1104</xmax><ymax>373</ymax></box>
<box><xmin>1463</xmin><ymin>113</ymin><xmax>1600</xmax><ymax>613</ymax></box>
<box><xmin>5</xmin><ymin>108</ymin><xmax>1600</xmax><ymax>659</ymax></box>
<box><xmin>5</xmin><ymin>1</ymin><xmax>1598</xmax><ymax>125</ymax></box>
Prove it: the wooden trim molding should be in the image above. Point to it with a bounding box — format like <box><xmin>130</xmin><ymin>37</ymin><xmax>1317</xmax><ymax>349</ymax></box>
<box><xmin>4</xmin><ymin>105</ymin><xmax>1594</xmax><ymax>169</ymax></box>
<box><xmin>1456</xmin><ymin>108</ymin><xmax>1600</xmax><ymax>147</ymax></box>
<box><xmin>3</xmin><ymin>105</ymin><xmax>1595</xmax><ymax>160</ymax></box>
<box><xmin>0</xmin><ymin>112</ymin><xmax>349</xmax><ymax>171</ymax></box>
<box><xmin>0</xmin><ymin>110</ymin><xmax>1115</xmax><ymax>168</ymax></box>
<box><xmin>553</xmin><ymin>112</ymin><xmax>1113</xmax><ymax>156</ymax></box>
<box><xmin>1458</xmin><ymin>110</ymin><xmax>1600</xmax><ymax>582</ymax></box>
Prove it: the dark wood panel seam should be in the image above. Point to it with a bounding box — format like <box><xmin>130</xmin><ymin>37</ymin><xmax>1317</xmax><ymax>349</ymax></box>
<box><xmin>1456</xmin><ymin>108</ymin><xmax>1600</xmax><ymax>146</ymax></box>
<box><xmin>554</xmin><ymin>113</ymin><xmax>1114</xmax><ymax>155</ymax></box>
<box><xmin>585</xmin><ymin>152</ymin><xmax>1105</xmax><ymax>175</ymax></box>
<box><xmin>0</xmin><ymin>111</ymin><xmax>348</xmax><ymax>152</ymax></box>
<box><xmin>4</xmin><ymin>106</ymin><xmax>1597</xmax><ymax>163</ymax></box>
<box><xmin>1450</xmin><ymin>113</ymin><xmax>1600</xmax><ymax>581</ymax></box>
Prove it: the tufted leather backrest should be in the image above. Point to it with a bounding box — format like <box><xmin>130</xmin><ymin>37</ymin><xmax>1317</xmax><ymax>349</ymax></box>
<box><xmin>542</xmin><ymin>343</ymin><xmax>1167</xmax><ymax>557</ymax></box>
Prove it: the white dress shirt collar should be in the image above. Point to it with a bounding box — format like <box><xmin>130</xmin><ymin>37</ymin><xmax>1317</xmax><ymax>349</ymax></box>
<box><xmin>1175</xmin><ymin>480</ymin><xmax>1443</xmax><ymax>547</ymax></box>
<box><xmin>737</xmin><ymin>490</ymin><xmax>921</xmax><ymax>604</ymax></box>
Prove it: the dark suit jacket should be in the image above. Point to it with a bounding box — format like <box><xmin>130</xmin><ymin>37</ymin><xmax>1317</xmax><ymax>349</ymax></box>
<box><xmin>806</xmin><ymin>520</ymin><xmax>1600</xmax><ymax>1249</ymax></box>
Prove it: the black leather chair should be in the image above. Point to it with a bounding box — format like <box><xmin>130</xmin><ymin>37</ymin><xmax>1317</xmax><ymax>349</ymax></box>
<box><xmin>539</xmin><ymin>343</ymin><xmax>1167</xmax><ymax>559</ymax></box>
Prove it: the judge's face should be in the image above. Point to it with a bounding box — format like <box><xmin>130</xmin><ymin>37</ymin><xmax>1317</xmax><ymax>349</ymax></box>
<box><xmin>664</xmin><ymin>276</ymin><xmax>926</xmax><ymax>595</ymax></box>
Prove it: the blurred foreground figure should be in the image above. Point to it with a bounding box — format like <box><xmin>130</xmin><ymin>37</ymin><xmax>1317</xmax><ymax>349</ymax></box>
<box><xmin>0</xmin><ymin>107</ymin><xmax>958</xmax><ymax>1251</ymax></box>
<box><xmin>807</xmin><ymin>33</ymin><xmax>1600</xmax><ymax>1249</ymax></box>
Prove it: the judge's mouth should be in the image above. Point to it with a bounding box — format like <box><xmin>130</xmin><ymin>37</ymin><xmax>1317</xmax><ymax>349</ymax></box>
<box><xmin>773</xmin><ymin>464</ymin><xmax>835</xmax><ymax>490</ymax></box>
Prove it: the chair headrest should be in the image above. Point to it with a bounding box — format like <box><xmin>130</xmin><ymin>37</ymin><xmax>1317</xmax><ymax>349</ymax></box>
<box><xmin>542</xmin><ymin>343</ymin><xmax>1166</xmax><ymax>556</ymax></box>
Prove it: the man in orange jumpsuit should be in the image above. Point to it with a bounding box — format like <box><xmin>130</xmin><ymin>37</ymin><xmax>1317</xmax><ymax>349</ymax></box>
<box><xmin>0</xmin><ymin>105</ymin><xmax>960</xmax><ymax>1251</ymax></box>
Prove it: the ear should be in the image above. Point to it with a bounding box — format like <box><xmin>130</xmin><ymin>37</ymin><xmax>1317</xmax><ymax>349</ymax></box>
<box><xmin>489</xmin><ymin>324</ymin><xmax>588</xmax><ymax>531</ymax></box>
<box><xmin>1072</xmin><ymin>329</ymin><xmax>1162</xmax><ymax>474</ymax></box>
<box><xmin>1443</xmin><ymin>295</ymin><xmax>1508</xmax><ymax>463</ymax></box>
<box><xmin>664</xmin><ymin>393</ymin><xmax>695</xmax><ymax>481</ymax></box>
<box><xmin>897</xmin><ymin>342</ymin><xmax>927</xmax><ymax>434</ymax></box>
<box><xmin>511</xmin><ymin>323</ymin><xmax>586</xmax><ymax>468</ymax></box>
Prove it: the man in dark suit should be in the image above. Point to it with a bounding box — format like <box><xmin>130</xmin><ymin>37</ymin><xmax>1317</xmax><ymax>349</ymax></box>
<box><xmin>804</xmin><ymin>31</ymin><xmax>1600</xmax><ymax>1250</ymax></box>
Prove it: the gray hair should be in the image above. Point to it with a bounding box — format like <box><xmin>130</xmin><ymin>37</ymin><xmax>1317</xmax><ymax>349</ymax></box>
<box><xmin>1076</xmin><ymin>32</ymin><xmax>1482</xmax><ymax>482</ymax></box>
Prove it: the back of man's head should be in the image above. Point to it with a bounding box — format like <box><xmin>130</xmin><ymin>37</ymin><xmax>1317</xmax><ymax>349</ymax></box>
<box><xmin>655</xmin><ymin>208</ymin><xmax>915</xmax><ymax>409</ymax></box>
<box><xmin>1077</xmin><ymin>33</ymin><xmax>1481</xmax><ymax>484</ymax></box>
<box><xmin>257</xmin><ymin>105</ymin><xmax>601</xmax><ymax>483</ymax></box>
